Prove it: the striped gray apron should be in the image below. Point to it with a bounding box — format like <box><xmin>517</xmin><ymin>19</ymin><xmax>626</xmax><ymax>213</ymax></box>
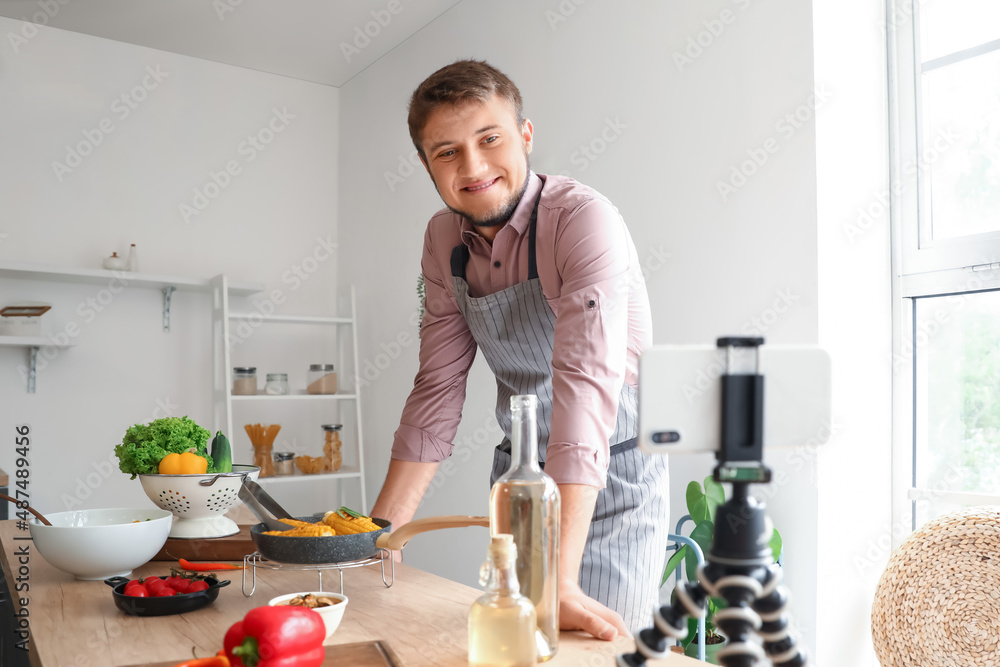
<box><xmin>450</xmin><ymin>176</ymin><xmax>669</xmax><ymax>632</ymax></box>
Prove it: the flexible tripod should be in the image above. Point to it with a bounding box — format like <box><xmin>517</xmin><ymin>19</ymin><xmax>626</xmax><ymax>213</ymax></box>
<box><xmin>618</xmin><ymin>337</ymin><xmax>807</xmax><ymax>667</ymax></box>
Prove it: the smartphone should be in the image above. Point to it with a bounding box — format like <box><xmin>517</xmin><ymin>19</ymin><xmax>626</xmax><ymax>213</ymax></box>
<box><xmin>638</xmin><ymin>344</ymin><xmax>832</xmax><ymax>455</ymax></box>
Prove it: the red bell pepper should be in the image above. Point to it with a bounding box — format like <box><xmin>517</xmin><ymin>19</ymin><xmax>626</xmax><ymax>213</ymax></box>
<box><xmin>224</xmin><ymin>606</ymin><xmax>325</xmax><ymax>667</ymax></box>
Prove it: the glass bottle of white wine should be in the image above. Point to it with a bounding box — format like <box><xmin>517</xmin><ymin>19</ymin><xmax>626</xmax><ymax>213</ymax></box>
<box><xmin>489</xmin><ymin>394</ymin><xmax>561</xmax><ymax>661</ymax></box>
<box><xmin>468</xmin><ymin>534</ymin><xmax>537</xmax><ymax>667</ymax></box>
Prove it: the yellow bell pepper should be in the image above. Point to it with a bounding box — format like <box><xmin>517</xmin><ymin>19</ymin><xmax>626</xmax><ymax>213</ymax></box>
<box><xmin>158</xmin><ymin>451</ymin><xmax>209</xmax><ymax>475</ymax></box>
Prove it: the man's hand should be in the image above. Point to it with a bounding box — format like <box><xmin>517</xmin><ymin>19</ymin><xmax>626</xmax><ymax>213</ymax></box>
<box><xmin>559</xmin><ymin>579</ymin><xmax>631</xmax><ymax>641</ymax></box>
<box><xmin>556</xmin><ymin>483</ymin><xmax>631</xmax><ymax>640</ymax></box>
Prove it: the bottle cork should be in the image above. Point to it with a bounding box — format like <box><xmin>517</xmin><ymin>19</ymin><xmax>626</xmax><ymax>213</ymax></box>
<box><xmin>489</xmin><ymin>533</ymin><xmax>517</xmax><ymax>565</ymax></box>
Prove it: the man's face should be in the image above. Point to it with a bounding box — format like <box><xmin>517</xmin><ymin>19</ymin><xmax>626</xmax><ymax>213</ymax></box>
<box><xmin>419</xmin><ymin>95</ymin><xmax>533</xmax><ymax>239</ymax></box>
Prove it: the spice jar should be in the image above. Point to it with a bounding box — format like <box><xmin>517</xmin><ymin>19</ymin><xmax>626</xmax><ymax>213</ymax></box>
<box><xmin>273</xmin><ymin>452</ymin><xmax>294</xmax><ymax>476</ymax></box>
<box><xmin>264</xmin><ymin>373</ymin><xmax>289</xmax><ymax>395</ymax></box>
<box><xmin>232</xmin><ymin>367</ymin><xmax>257</xmax><ymax>395</ymax></box>
<box><xmin>322</xmin><ymin>424</ymin><xmax>342</xmax><ymax>472</ymax></box>
<box><xmin>307</xmin><ymin>364</ymin><xmax>338</xmax><ymax>395</ymax></box>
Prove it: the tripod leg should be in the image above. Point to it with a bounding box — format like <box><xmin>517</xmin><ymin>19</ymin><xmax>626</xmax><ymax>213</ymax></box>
<box><xmin>753</xmin><ymin>564</ymin><xmax>808</xmax><ymax>667</ymax></box>
<box><xmin>703</xmin><ymin>565</ymin><xmax>767</xmax><ymax>667</ymax></box>
<box><xmin>616</xmin><ymin>579</ymin><xmax>709</xmax><ymax>667</ymax></box>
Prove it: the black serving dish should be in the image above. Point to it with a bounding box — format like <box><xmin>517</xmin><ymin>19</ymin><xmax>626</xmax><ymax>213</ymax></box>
<box><xmin>103</xmin><ymin>575</ymin><xmax>230</xmax><ymax>616</ymax></box>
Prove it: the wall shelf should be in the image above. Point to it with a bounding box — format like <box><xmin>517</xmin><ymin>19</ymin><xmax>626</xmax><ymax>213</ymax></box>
<box><xmin>254</xmin><ymin>466</ymin><xmax>362</xmax><ymax>484</ymax></box>
<box><xmin>231</xmin><ymin>393</ymin><xmax>357</xmax><ymax>401</ymax></box>
<box><xmin>0</xmin><ymin>259</ymin><xmax>263</xmax><ymax>295</ymax></box>
<box><xmin>0</xmin><ymin>336</ymin><xmax>76</xmax><ymax>348</ymax></box>
<box><xmin>0</xmin><ymin>260</ymin><xmax>265</xmax><ymax>332</ymax></box>
<box><xmin>228</xmin><ymin>313</ymin><xmax>352</xmax><ymax>326</ymax></box>
<box><xmin>0</xmin><ymin>336</ymin><xmax>76</xmax><ymax>394</ymax></box>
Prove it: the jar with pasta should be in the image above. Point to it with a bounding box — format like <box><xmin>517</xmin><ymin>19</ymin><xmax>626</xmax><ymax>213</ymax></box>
<box><xmin>322</xmin><ymin>424</ymin><xmax>342</xmax><ymax>472</ymax></box>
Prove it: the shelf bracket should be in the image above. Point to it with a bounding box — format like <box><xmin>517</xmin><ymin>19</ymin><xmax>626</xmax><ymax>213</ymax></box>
<box><xmin>162</xmin><ymin>286</ymin><xmax>177</xmax><ymax>332</ymax></box>
<box><xmin>27</xmin><ymin>346</ymin><xmax>38</xmax><ymax>394</ymax></box>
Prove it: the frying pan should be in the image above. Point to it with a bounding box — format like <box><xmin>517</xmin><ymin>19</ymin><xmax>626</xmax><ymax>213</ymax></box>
<box><xmin>250</xmin><ymin>514</ymin><xmax>489</xmax><ymax>564</ymax></box>
<box><xmin>104</xmin><ymin>575</ymin><xmax>231</xmax><ymax>616</ymax></box>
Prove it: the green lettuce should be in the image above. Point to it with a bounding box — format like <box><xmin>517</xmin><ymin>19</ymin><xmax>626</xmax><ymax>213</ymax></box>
<box><xmin>114</xmin><ymin>416</ymin><xmax>215</xmax><ymax>479</ymax></box>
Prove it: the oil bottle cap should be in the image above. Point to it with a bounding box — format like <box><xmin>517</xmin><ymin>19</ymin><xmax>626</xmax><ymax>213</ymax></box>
<box><xmin>490</xmin><ymin>534</ymin><xmax>517</xmax><ymax>562</ymax></box>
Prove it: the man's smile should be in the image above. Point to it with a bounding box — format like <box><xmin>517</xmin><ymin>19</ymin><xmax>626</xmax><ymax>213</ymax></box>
<box><xmin>463</xmin><ymin>177</ymin><xmax>500</xmax><ymax>193</ymax></box>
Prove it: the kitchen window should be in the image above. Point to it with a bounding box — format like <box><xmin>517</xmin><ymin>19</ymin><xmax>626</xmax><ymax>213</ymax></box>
<box><xmin>889</xmin><ymin>0</ymin><xmax>1000</xmax><ymax>541</ymax></box>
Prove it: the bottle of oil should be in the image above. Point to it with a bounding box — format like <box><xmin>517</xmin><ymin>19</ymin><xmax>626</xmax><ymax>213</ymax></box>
<box><xmin>468</xmin><ymin>534</ymin><xmax>537</xmax><ymax>667</ymax></box>
<box><xmin>489</xmin><ymin>394</ymin><xmax>560</xmax><ymax>661</ymax></box>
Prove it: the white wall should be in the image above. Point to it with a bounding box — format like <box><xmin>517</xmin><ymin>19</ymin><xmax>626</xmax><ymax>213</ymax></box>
<box><xmin>338</xmin><ymin>0</ymin><xmax>831</xmax><ymax>658</ymax></box>
<box><xmin>0</xmin><ymin>19</ymin><xmax>344</xmax><ymax>517</ymax></box>
<box><xmin>814</xmin><ymin>1</ymin><xmax>893</xmax><ymax>666</ymax></box>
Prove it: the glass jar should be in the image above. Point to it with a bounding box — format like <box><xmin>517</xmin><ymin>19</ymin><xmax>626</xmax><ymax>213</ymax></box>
<box><xmin>232</xmin><ymin>367</ymin><xmax>257</xmax><ymax>396</ymax></box>
<box><xmin>273</xmin><ymin>452</ymin><xmax>294</xmax><ymax>476</ymax></box>
<box><xmin>322</xmin><ymin>424</ymin><xmax>343</xmax><ymax>472</ymax></box>
<box><xmin>307</xmin><ymin>364</ymin><xmax>338</xmax><ymax>394</ymax></box>
<box><xmin>264</xmin><ymin>373</ymin><xmax>289</xmax><ymax>395</ymax></box>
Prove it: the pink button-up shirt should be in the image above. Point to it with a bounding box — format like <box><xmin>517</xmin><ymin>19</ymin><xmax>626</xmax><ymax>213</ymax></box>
<box><xmin>391</xmin><ymin>173</ymin><xmax>652</xmax><ymax>488</ymax></box>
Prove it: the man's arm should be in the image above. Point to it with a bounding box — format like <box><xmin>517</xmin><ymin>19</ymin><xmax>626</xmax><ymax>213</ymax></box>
<box><xmin>371</xmin><ymin>459</ymin><xmax>441</xmax><ymax>527</ymax></box>
<box><xmin>557</xmin><ymin>484</ymin><xmax>631</xmax><ymax>640</ymax></box>
<box><xmin>544</xmin><ymin>196</ymin><xmax>646</xmax><ymax>640</ymax></box>
<box><xmin>372</xmin><ymin>221</ymin><xmax>477</xmax><ymax>532</ymax></box>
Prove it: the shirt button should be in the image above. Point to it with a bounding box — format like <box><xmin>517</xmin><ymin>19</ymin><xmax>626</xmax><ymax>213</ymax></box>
<box><xmin>493</xmin><ymin>261</ymin><xmax>501</xmax><ymax>268</ymax></box>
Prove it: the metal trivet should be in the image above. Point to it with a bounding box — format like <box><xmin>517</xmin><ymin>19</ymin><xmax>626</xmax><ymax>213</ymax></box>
<box><xmin>241</xmin><ymin>550</ymin><xmax>394</xmax><ymax>597</ymax></box>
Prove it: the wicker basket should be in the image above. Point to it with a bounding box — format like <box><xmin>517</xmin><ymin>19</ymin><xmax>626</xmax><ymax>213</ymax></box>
<box><xmin>872</xmin><ymin>506</ymin><xmax>1000</xmax><ymax>667</ymax></box>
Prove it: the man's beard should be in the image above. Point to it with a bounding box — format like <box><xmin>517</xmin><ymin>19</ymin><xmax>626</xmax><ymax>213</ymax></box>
<box><xmin>436</xmin><ymin>158</ymin><xmax>531</xmax><ymax>230</ymax></box>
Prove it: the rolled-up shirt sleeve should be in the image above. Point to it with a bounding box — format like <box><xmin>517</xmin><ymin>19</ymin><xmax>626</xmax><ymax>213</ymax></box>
<box><xmin>545</xmin><ymin>198</ymin><xmax>635</xmax><ymax>488</ymax></box>
<box><xmin>391</xmin><ymin>225</ymin><xmax>477</xmax><ymax>462</ymax></box>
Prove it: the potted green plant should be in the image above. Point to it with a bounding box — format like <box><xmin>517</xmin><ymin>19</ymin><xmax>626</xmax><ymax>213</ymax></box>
<box><xmin>662</xmin><ymin>476</ymin><xmax>783</xmax><ymax>664</ymax></box>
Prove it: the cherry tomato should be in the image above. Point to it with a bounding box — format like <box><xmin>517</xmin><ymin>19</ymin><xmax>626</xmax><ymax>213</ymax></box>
<box><xmin>164</xmin><ymin>576</ymin><xmax>183</xmax><ymax>589</ymax></box>
<box><xmin>172</xmin><ymin>579</ymin><xmax>191</xmax><ymax>594</ymax></box>
<box><xmin>124</xmin><ymin>586</ymin><xmax>148</xmax><ymax>597</ymax></box>
<box><xmin>187</xmin><ymin>580</ymin><xmax>210</xmax><ymax>593</ymax></box>
<box><xmin>155</xmin><ymin>587</ymin><xmax>177</xmax><ymax>597</ymax></box>
<box><xmin>145</xmin><ymin>578</ymin><xmax>167</xmax><ymax>594</ymax></box>
<box><xmin>123</xmin><ymin>580</ymin><xmax>144</xmax><ymax>591</ymax></box>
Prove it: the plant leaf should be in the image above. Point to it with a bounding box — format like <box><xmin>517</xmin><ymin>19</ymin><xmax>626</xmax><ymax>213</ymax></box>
<box><xmin>769</xmin><ymin>527</ymin><xmax>783</xmax><ymax>562</ymax></box>
<box><xmin>683</xmin><ymin>616</ymin><xmax>697</xmax><ymax>649</ymax></box>
<box><xmin>689</xmin><ymin>477</ymin><xmax>725</xmax><ymax>524</ymax></box>
<box><xmin>704</xmin><ymin>475</ymin><xmax>725</xmax><ymax>507</ymax></box>
<box><xmin>663</xmin><ymin>546</ymin><xmax>688</xmax><ymax>586</ymax></box>
<box><xmin>686</xmin><ymin>481</ymin><xmax>708</xmax><ymax>523</ymax></box>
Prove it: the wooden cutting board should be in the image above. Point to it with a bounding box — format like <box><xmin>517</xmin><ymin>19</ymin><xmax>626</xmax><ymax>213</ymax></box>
<box><xmin>151</xmin><ymin>525</ymin><xmax>256</xmax><ymax>562</ymax></box>
<box><xmin>128</xmin><ymin>641</ymin><xmax>401</xmax><ymax>667</ymax></box>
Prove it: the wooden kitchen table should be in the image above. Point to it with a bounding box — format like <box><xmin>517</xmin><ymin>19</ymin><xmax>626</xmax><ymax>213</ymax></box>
<box><xmin>0</xmin><ymin>520</ymin><xmax>699</xmax><ymax>667</ymax></box>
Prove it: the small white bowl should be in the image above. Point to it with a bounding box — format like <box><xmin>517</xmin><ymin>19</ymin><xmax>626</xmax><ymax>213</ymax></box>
<box><xmin>268</xmin><ymin>591</ymin><xmax>348</xmax><ymax>639</ymax></box>
<box><xmin>29</xmin><ymin>508</ymin><xmax>172</xmax><ymax>580</ymax></box>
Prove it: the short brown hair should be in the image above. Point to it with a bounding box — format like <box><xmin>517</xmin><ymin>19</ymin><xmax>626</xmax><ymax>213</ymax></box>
<box><xmin>407</xmin><ymin>59</ymin><xmax>524</xmax><ymax>159</ymax></box>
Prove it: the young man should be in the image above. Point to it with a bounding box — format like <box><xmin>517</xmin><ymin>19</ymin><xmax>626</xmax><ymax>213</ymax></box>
<box><xmin>371</xmin><ymin>60</ymin><xmax>669</xmax><ymax>640</ymax></box>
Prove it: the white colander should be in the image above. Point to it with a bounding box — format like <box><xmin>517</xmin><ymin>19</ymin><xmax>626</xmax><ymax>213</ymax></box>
<box><xmin>138</xmin><ymin>464</ymin><xmax>260</xmax><ymax>538</ymax></box>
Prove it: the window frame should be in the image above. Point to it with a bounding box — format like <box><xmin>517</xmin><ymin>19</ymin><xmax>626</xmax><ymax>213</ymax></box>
<box><xmin>888</xmin><ymin>0</ymin><xmax>1000</xmax><ymax>545</ymax></box>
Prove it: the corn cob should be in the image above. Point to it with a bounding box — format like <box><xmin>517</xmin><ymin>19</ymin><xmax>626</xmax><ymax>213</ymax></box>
<box><xmin>322</xmin><ymin>507</ymin><xmax>380</xmax><ymax>534</ymax></box>
<box><xmin>263</xmin><ymin>523</ymin><xmax>336</xmax><ymax>537</ymax></box>
<box><xmin>278</xmin><ymin>518</ymin><xmax>318</xmax><ymax>529</ymax></box>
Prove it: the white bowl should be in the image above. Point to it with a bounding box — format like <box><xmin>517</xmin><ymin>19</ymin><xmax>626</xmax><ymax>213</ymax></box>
<box><xmin>29</xmin><ymin>508</ymin><xmax>172</xmax><ymax>580</ymax></box>
<box><xmin>138</xmin><ymin>464</ymin><xmax>260</xmax><ymax>539</ymax></box>
<box><xmin>268</xmin><ymin>591</ymin><xmax>348</xmax><ymax>639</ymax></box>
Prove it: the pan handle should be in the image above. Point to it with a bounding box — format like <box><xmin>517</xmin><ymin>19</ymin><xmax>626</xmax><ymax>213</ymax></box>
<box><xmin>375</xmin><ymin>515</ymin><xmax>489</xmax><ymax>552</ymax></box>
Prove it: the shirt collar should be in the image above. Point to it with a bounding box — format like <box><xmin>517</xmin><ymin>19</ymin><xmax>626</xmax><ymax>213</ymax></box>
<box><xmin>460</xmin><ymin>172</ymin><xmax>542</xmax><ymax>246</ymax></box>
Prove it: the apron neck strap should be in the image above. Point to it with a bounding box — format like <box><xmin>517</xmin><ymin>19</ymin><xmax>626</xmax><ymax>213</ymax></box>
<box><xmin>450</xmin><ymin>174</ymin><xmax>546</xmax><ymax>281</ymax></box>
<box><xmin>527</xmin><ymin>175</ymin><xmax>545</xmax><ymax>281</ymax></box>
